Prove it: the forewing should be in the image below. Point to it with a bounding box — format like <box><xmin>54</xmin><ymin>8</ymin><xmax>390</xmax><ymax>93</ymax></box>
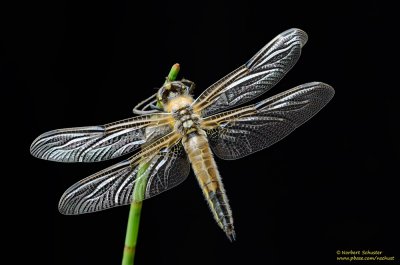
<box><xmin>201</xmin><ymin>82</ymin><xmax>334</xmax><ymax>160</ymax></box>
<box><xmin>30</xmin><ymin>114</ymin><xmax>172</xmax><ymax>162</ymax></box>
<box><xmin>58</xmin><ymin>132</ymin><xmax>189</xmax><ymax>215</ymax></box>
<box><xmin>193</xmin><ymin>28</ymin><xmax>308</xmax><ymax>116</ymax></box>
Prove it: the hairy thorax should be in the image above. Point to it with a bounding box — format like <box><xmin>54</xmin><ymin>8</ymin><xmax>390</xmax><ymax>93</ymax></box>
<box><xmin>165</xmin><ymin>95</ymin><xmax>202</xmax><ymax>136</ymax></box>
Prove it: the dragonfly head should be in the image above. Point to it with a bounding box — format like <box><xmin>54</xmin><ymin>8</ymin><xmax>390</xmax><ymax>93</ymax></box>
<box><xmin>157</xmin><ymin>80</ymin><xmax>192</xmax><ymax>105</ymax></box>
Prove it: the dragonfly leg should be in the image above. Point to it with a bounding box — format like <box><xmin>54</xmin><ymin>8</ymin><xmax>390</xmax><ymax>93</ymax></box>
<box><xmin>181</xmin><ymin>78</ymin><xmax>196</xmax><ymax>93</ymax></box>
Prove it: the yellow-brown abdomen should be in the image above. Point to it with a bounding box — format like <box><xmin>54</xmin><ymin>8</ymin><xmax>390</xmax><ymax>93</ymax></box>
<box><xmin>182</xmin><ymin>131</ymin><xmax>235</xmax><ymax>241</ymax></box>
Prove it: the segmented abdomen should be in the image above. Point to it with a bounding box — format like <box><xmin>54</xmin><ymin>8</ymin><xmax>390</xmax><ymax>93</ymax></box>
<box><xmin>182</xmin><ymin>131</ymin><xmax>235</xmax><ymax>240</ymax></box>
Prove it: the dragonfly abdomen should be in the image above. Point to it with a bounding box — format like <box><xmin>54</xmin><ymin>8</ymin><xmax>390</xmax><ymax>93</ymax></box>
<box><xmin>182</xmin><ymin>131</ymin><xmax>235</xmax><ymax>241</ymax></box>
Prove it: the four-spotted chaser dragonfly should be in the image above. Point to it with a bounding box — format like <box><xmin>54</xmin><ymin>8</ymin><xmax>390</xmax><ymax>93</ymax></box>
<box><xmin>30</xmin><ymin>28</ymin><xmax>334</xmax><ymax>241</ymax></box>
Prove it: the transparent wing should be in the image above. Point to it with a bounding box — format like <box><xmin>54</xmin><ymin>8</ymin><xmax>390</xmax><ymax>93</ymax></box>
<box><xmin>201</xmin><ymin>82</ymin><xmax>334</xmax><ymax>160</ymax></box>
<box><xmin>58</xmin><ymin>132</ymin><xmax>189</xmax><ymax>215</ymax></box>
<box><xmin>193</xmin><ymin>28</ymin><xmax>308</xmax><ymax>117</ymax></box>
<box><xmin>30</xmin><ymin>113</ymin><xmax>173</xmax><ymax>162</ymax></box>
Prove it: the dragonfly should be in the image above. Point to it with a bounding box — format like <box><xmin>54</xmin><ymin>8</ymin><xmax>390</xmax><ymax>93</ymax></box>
<box><xmin>30</xmin><ymin>28</ymin><xmax>334</xmax><ymax>241</ymax></box>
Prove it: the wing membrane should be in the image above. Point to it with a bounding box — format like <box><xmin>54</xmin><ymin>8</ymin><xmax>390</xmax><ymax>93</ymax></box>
<box><xmin>193</xmin><ymin>28</ymin><xmax>308</xmax><ymax>117</ymax></box>
<box><xmin>30</xmin><ymin>114</ymin><xmax>172</xmax><ymax>162</ymax></box>
<box><xmin>201</xmin><ymin>82</ymin><xmax>334</xmax><ymax>160</ymax></box>
<box><xmin>58</xmin><ymin>132</ymin><xmax>188</xmax><ymax>215</ymax></box>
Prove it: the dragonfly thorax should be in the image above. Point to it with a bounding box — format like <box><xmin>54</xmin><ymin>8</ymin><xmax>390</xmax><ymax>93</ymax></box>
<box><xmin>172</xmin><ymin>105</ymin><xmax>201</xmax><ymax>136</ymax></box>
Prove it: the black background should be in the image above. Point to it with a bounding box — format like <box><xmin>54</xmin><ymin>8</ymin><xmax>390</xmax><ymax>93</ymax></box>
<box><xmin>4</xmin><ymin>1</ymin><xmax>398</xmax><ymax>265</ymax></box>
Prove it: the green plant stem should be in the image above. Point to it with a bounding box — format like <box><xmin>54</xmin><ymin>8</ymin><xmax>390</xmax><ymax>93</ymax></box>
<box><xmin>122</xmin><ymin>63</ymin><xmax>180</xmax><ymax>265</ymax></box>
<box><xmin>122</xmin><ymin>202</ymin><xmax>142</xmax><ymax>265</ymax></box>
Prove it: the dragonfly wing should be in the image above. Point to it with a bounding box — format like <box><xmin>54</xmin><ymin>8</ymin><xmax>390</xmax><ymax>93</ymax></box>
<box><xmin>201</xmin><ymin>82</ymin><xmax>334</xmax><ymax>160</ymax></box>
<box><xmin>193</xmin><ymin>28</ymin><xmax>308</xmax><ymax>116</ymax></box>
<box><xmin>58</xmin><ymin>132</ymin><xmax>189</xmax><ymax>215</ymax></box>
<box><xmin>30</xmin><ymin>114</ymin><xmax>172</xmax><ymax>162</ymax></box>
